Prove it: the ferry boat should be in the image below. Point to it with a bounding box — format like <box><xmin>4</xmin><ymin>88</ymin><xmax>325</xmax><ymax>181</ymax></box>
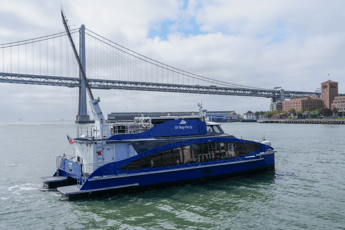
<box><xmin>41</xmin><ymin>11</ymin><xmax>276</xmax><ymax>201</ymax></box>
<box><xmin>42</xmin><ymin>107</ymin><xmax>275</xmax><ymax>200</ymax></box>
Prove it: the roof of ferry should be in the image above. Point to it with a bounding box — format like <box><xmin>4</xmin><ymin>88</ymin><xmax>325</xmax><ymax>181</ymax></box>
<box><xmin>206</xmin><ymin>121</ymin><xmax>221</xmax><ymax>125</ymax></box>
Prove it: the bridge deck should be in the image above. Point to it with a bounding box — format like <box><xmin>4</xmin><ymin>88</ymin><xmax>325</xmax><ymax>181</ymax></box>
<box><xmin>1</xmin><ymin>72</ymin><xmax>335</xmax><ymax>99</ymax></box>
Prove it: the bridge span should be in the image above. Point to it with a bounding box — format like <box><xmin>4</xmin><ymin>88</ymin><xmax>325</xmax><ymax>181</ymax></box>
<box><xmin>0</xmin><ymin>72</ymin><xmax>327</xmax><ymax>99</ymax></box>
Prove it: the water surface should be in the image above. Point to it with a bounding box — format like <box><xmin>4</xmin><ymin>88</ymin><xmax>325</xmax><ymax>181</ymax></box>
<box><xmin>1</xmin><ymin>121</ymin><xmax>344</xmax><ymax>229</ymax></box>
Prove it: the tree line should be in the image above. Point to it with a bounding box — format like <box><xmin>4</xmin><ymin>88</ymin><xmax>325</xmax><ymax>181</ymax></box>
<box><xmin>261</xmin><ymin>107</ymin><xmax>339</xmax><ymax>119</ymax></box>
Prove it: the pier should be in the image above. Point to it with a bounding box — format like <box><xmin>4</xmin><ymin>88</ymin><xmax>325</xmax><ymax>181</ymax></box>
<box><xmin>257</xmin><ymin>119</ymin><xmax>345</xmax><ymax>125</ymax></box>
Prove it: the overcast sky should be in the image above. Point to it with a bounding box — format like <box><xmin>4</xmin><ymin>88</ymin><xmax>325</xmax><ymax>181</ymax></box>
<box><xmin>1</xmin><ymin>0</ymin><xmax>345</xmax><ymax>122</ymax></box>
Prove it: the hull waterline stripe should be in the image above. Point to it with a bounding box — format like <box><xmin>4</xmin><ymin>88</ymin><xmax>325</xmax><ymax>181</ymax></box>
<box><xmin>58</xmin><ymin>183</ymin><xmax>139</xmax><ymax>195</ymax></box>
<box><xmin>88</xmin><ymin>157</ymin><xmax>270</xmax><ymax>182</ymax></box>
<box><xmin>256</xmin><ymin>151</ymin><xmax>276</xmax><ymax>157</ymax></box>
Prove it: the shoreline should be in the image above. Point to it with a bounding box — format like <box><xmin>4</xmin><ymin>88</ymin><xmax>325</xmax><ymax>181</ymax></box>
<box><xmin>257</xmin><ymin>118</ymin><xmax>345</xmax><ymax>125</ymax></box>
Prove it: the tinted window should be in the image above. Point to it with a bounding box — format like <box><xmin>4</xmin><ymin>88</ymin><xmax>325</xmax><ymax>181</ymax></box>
<box><xmin>207</xmin><ymin>126</ymin><xmax>214</xmax><ymax>134</ymax></box>
<box><xmin>213</xmin><ymin>125</ymin><xmax>224</xmax><ymax>134</ymax></box>
<box><xmin>122</xmin><ymin>142</ymin><xmax>261</xmax><ymax>171</ymax></box>
<box><xmin>207</xmin><ymin>125</ymin><xmax>224</xmax><ymax>134</ymax></box>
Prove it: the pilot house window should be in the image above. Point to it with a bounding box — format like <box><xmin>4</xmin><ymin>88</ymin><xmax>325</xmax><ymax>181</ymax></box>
<box><xmin>207</xmin><ymin>125</ymin><xmax>224</xmax><ymax>134</ymax></box>
<box><xmin>122</xmin><ymin>142</ymin><xmax>261</xmax><ymax>171</ymax></box>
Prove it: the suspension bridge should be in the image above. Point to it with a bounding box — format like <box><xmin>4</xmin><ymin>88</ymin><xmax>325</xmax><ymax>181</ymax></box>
<box><xmin>1</xmin><ymin>21</ymin><xmax>340</xmax><ymax>122</ymax></box>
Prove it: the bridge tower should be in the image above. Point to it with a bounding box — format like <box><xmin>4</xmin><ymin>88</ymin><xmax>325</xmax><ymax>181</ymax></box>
<box><xmin>270</xmin><ymin>89</ymin><xmax>285</xmax><ymax>111</ymax></box>
<box><xmin>279</xmin><ymin>89</ymin><xmax>285</xmax><ymax>101</ymax></box>
<box><xmin>76</xmin><ymin>25</ymin><xmax>90</xmax><ymax>123</ymax></box>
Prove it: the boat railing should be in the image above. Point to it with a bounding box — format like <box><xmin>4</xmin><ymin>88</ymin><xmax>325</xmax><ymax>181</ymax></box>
<box><xmin>56</xmin><ymin>156</ymin><xmax>62</xmax><ymax>173</ymax></box>
<box><xmin>56</xmin><ymin>155</ymin><xmax>114</xmax><ymax>178</ymax></box>
<box><xmin>107</xmin><ymin>121</ymin><xmax>152</xmax><ymax>135</ymax></box>
<box><xmin>75</xmin><ymin>121</ymin><xmax>152</xmax><ymax>138</ymax></box>
<box><xmin>56</xmin><ymin>156</ymin><xmax>83</xmax><ymax>180</ymax></box>
<box><xmin>56</xmin><ymin>155</ymin><xmax>75</xmax><ymax>170</ymax></box>
<box><xmin>75</xmin><ymin>123</ymin><xmax>92</xmax><ymax>138</ymax></box>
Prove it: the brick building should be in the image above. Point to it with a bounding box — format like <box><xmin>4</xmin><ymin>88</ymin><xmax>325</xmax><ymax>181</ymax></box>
<box><xmin>331</xmin><ymin>96</ymin><xmax>345</xmax><ymax>111</ymax></box>
<box><xmin>282</xmin><ymin>94</ymin><xmax>323</xmax><ymax>112</ymax></box>
<box><xmin>321</xmin><ymin>80</ymin><xmax>338</xmax><ymax>109</ymax></box>
<box><xmin>282</xmin><ymin>80</ymin><xmax>341</xmax><ymax>113</ymax></box>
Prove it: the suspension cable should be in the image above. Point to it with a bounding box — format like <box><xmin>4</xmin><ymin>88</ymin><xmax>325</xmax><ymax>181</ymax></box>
<box><xmin>85</xmin><ymin>28</ymin><xmax>269</xmax><ymax>90</ymax></box>
<box><xmin>0</xmin><ymin>30</ymin><xmax>78</xmax><ymax>49</ymax></box>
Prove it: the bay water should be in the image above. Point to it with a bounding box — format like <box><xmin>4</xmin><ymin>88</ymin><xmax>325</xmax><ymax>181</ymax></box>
<box><xmin>1</xmin><ymin>121</ymin><xmax>344</xmax><ymax>229</ymax></box>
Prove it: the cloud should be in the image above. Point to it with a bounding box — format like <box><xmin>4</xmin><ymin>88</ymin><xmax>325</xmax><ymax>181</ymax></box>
<box><xmin>1</xmin><ymin>0</ymin><xmax>345</xmax><ymax>122</ymax></box>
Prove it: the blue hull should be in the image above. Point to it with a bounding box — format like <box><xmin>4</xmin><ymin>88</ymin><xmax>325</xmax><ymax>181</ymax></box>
<box><xmin>44</xmin><ymin>119</ymin><xmax>276</xmax><ymax>200</ymax></box>
<box><xmin>60</xmin><ymin>153</ymin><xmax>274</xmax><ymax>200</ymax></box>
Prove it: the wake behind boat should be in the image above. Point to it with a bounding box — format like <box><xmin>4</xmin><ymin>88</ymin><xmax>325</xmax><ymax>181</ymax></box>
<box><xmin>41</xmin><ymin>11</ymin><xmax>276</xmax><ymax>201</ymax></box>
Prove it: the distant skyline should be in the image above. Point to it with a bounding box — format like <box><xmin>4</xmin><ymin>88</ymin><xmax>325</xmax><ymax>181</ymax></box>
<box><xmin>1</xmin><ymin>0</ymin><xmax>345</xmax><ymax>122</ymax></box>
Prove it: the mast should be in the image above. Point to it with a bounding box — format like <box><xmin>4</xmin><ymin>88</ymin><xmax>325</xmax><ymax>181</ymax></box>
<box><xmin>61</xmin><ymin>10</ymin><xmax>111</xmax><ymax>138</ymax></box>
<box><xmin>61</xmin><ymin>10</ymin><xmax>94</xmax><ymax>101</ymax></box>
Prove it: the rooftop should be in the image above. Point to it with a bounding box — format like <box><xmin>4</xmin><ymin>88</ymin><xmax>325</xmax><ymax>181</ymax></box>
<box><xmin>322</xmin><ymin>80</ymin><xmax>338</xmax><ymax>84</ymax></box>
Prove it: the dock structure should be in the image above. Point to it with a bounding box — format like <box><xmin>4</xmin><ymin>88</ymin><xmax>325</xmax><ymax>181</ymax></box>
<box><xmin>257</xmin><ymin>119</ymin><xmax>345</xmax><ymax>125</ymax></box>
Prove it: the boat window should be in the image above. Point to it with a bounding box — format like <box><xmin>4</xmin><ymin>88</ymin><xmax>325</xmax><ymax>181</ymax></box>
<box><xmin>216</xmin><ymin>125</ymin><xmax>224</xmax><ymax>134</ymax></box>
<box><xmin>213</xmin><ymin>125</ymin><xmax>224</xmax><ymax>134</ymax></box>
<box><xmin>122</xmin><ymin>142</ymin><xmax>261</xmax><ymax>171</ymax></box>
<box><xmin>207</xmin><ymin>125</ymin><xmax>224</xmax><ymax>134</ymax></box>
<box><xmin>207</xmin><ymin>126</ymin><xmax>214</xmax><ymax>134</ymax></box>
<box><xmin>220</xmin><ymin>143</ymin><xmax>225</xmax><ymax>151</ymax></box>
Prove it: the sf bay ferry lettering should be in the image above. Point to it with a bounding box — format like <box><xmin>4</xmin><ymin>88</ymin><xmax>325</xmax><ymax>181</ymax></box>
<box><xmin>175</xmin><ymin>126</ymin><xmax>193</xmax><ymax>130</ymax></box>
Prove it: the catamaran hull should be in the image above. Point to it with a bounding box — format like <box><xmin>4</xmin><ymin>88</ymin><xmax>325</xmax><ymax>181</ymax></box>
<box><xmin>58</xmin><ymin>153</ymin><xmax>274</xmax><ymax>201</ymax></box>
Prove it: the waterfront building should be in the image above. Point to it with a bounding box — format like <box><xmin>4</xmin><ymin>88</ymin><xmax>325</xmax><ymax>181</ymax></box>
<box><xmin>225</xmin><ymin>111</ymin><xmax>240</xmax><ymax>121</ymax></box>
<box><xmin>331</xmin><ymin>96</ymin><xmax>345</xmax><ymax>109</ymax></box>
<box><xmin>321</xmin><ymin>80</ymin><xmax>338</xmax><ymax>109</ymax></box>
<box><xmin>331</xmin><ymin>96</ymin><xmax>345</xmax><ymax>116</ymax></box>
<box><xmin>282</xmin><ymin>94</ymin><xmax>323</xmax><ymax>112</ymax></box>
<box><xmin>207</xmin><ymin>111</ymin><xmax>239</xmax><ymax>122</ymax></box>
<box><xmin>282</xmin><ymin>80</ymin><xmax>340</xmax><ymax>112</ymax></box>
<box><xmin>257</xmin><ymin>113</ymin><xmax>266</xmax><ymax>119</ymax></box>
<box><xmin>206</xmin><ymin>113</ymin><xmax>226</xmax><ymax>122</ymax></box>
<box><xmin>270</xmin><ymin>101</ymin><xmax>282</xmax><ymax>112</ymax></box>
<box><xmin>243</xmin><ymin>112</ymin><xmax>257</xmax><ymax>121</ymax></box>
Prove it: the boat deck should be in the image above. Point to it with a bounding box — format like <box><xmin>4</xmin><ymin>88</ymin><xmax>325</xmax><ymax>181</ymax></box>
<box><xmin>41</xmin><ymin>176</ymin><xmax>67</xmax><ymax>182</ymax></box>
<box><xmin>57</xmin><ymin>183</ymin><xmax>139</xmax><ymax>201</ymax></box>
<box><xmin>41</xmin><ymin>176</ymin><xmax>77</xmax><ymax>189</ymax></box>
